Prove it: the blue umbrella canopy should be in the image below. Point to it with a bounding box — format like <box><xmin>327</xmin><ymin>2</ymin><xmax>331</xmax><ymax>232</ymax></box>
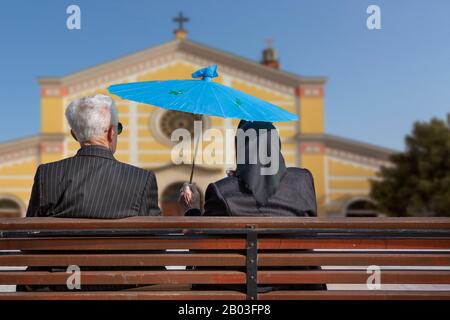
<box><xmin>108</xmin><ymin>64</ymin><xmax>298</xmax><ymax>122</ymax></box>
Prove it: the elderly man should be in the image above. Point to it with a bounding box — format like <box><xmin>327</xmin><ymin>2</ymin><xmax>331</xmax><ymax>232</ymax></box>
<box><xmin>26</xmin><ymin>94</ymin><xmax>160</xmax><ymax>218</ymax></box>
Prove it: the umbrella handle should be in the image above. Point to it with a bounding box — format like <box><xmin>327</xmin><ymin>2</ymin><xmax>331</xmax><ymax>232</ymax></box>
<box><xmin>189</xmin><ymin>114</ymin><xmax>203</xmax><ymax>184</ymax></box>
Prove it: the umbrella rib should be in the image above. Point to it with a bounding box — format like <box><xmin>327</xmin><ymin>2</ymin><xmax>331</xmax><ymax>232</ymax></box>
<box><xmin>139</xmin><ymin>83</ymin><xmax>193</xmax><ymax>109</ymax></box>
<box><xmin>216</xmin><ymin>83</ymin><xmax>295</xmax><ymax>121</ymax></box>
<box><xmin>163</xmin><ymin>82</ymin><xmax>202</xmax><ymax>113</ymax></box>
<box><xmin>119</xmin><ymin>81</ymin><xmax>199</xmax><ymax>113</ymax></box>
<box><xmin>210</xmin><ymin>84</ymin><xmax>227</xmax><ymax>118</ymax></box>
<box><xmin>111</xmin><ymin>82</ymin><xmax>180</xmax><ymax>101</ymax></box>
<box><xmin>111</xmin><ymin>81</ymin><xmax>178</xmax><ymax>94</ymax></box>
<box><xmin>194</xmin><ymin>82</ymin><xmax>207</xmax><ymax>115</ymax></box>
<box><xmin>213</xmin><ymin>84</ymin><xmax>254</xmax><ymax>119</ymax></box>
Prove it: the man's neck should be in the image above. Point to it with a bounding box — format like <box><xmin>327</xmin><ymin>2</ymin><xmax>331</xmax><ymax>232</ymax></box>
<box><xmin>80</xmin><ymin>140</ymin><xmax>110</xmax><ymax>150</ymax></box>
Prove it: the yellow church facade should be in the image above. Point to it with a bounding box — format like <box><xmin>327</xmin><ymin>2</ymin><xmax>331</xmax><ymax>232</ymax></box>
<box><xmin>0</xmin><ymin>35</ymin><xmax>394</xmax><ymax>218</ymax></box>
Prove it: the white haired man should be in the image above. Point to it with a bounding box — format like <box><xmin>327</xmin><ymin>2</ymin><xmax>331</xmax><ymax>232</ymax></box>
<box><xmin>26</xmin><ymin>94</ymin><xmax>160</xmax><ymax>218</ymax></box>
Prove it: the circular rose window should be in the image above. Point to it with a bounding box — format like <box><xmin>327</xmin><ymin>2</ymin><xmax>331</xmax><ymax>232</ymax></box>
<box><xmin>160</xmin><ymin>110</ymin><xmax>196</xmax><ymax>138</ymax></box>
<box><xmin>150</xmin><ymin>109</ymin><xmax>211</xmax><ymax>146</ymax></box>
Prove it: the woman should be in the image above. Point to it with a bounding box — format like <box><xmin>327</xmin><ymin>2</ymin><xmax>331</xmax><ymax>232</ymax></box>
<box><xmin>180</xmin><ymin>120</ymin><xmax>317</xmax><ymax>217</ymax></box>
<box><xmin>179</xmin><ymin>120</ymin><xmax>326</xmax><ymax>292</ymax></box>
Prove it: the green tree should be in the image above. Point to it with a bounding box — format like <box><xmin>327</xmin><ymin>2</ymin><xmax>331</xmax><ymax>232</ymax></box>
<box><xmin>370</xmin><ymin>115</ymin><xmax>450</xmax><ymax>217</ymax></box>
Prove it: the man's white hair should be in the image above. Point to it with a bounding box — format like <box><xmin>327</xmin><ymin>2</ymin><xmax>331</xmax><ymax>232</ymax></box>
<box><xmin>65</xmin><ymin>94</ymin><xmax>118</xmax><ymax>142</ymax></box>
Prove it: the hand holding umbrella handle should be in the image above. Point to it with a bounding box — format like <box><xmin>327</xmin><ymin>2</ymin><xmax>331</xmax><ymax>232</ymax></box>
<box><xmin>178</xmin><ymin>182</ymin><xmax>201</xmax><ymax>211</ymax></box>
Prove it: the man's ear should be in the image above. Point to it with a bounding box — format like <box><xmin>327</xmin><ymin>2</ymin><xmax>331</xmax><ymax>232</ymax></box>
<box><xmin>107</xmin><ymin>126</ymin><xmax>114</xmax><ymax>142</ymax></box>
<box><xmin>70</xmin><ymin>130</ymin><xmax>78</xmax><ymax>142</ymax></box>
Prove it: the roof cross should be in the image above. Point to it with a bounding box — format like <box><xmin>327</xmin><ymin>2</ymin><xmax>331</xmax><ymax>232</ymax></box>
<box><xmin>173</xmin><ymin>12</ymin><xmax>189</xmax><ymax>30</ymax></box>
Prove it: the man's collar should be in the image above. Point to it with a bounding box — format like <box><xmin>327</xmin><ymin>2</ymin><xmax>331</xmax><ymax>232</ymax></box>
<box><xmin>76</xmin><ymin>145</ymin><xmax>115</xmax><ymax>160</ymax></box>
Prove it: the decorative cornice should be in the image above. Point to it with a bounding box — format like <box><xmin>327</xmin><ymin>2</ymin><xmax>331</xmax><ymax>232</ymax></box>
<box><xmin>40</xmin><ymin>87</ymin><xmax>68</xmax><ymax>97</ymax></box>
<box><xmin>326</xmin><ymin>150</ymin><xmax>390</xmax><ymax>169</ymax></box>
<box><xmin>37</xmin><ymin>39</ymin><xmax>327</xmax><ymax>96</ymax></box>
<box><xmin>300</xmin><ymin>142</ymin><xmax>326</xmax><ymax>154</ymax></box>
<box><xmin>0</xmin><ymin>134</ymin><xmax>65</xmax><ymax>165</ymax></box>
<box><xmin>0</xmin><ymin>153</ymin><xmax>37</xmax><ymax>168</ymax></box>
<box><xmin>40</xmin><ymin>141</ymin><xmax>64</xmax><ymax>154</ymax></box>
<box><xmin>297</xmin><ymin>86</ymin><xmax>324</xmax><ymax>98</ymax></box>
<box><xmin>298</xmin><ymin>133</ymin><xmax>396</xmax><ymax>165</ymax></box>
<box><xmin>0</xmin><ymin>135</ymin><xmax>40</xmax><ymax>155</ymax></box>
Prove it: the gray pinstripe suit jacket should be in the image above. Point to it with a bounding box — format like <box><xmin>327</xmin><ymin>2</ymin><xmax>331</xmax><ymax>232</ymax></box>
<box><xmin>26</xmin><ymin>145</ymin><xmax>160</xmax><ymax>218</ymax></box>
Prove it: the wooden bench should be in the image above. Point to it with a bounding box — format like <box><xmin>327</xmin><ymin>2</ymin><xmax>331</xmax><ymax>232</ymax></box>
<box><xmin>0</xmin><ymin>217</ymin><xmax>449</xmax><ymax>300</ymax></box>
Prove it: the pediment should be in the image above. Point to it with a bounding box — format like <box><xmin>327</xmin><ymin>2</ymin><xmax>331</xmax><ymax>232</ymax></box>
<box><xmin>38</xmin><ymin>39</ymin><xmax>327</xmax><ymax>98</ymax></box>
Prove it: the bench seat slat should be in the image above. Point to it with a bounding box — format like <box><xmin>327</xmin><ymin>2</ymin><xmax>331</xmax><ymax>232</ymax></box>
<box><xmin>2</xmin><ymin>252</ymin><xmax>450</xmax><ymax>267</ymax></box>
<box><xmin>258</xmin><ymin>290</ymin><xmax>450</xmax><ymax>300</ymax></box>
<box><xmin>0</xmin><ymin>238</ymin><xmax>246</xmax><ymax>250</ymax></box>
<box><xmin>258</xmin><ymin>270</ymin><xmax>450</xmax><ymax>284</ymax></box>
<box><xmin>2</xmin><ymin>217</ymin><xmax>450</xmax><ymax>230</ymax></box>
<box><xmin>2</xmin><ymin>290</ymin><xmax>448</xmax><ymax>301</ymax></box>
<box><xmin>3</xmin><ymin>270</ymin><xmax>449</xmax><ymax>285</ymax></box>
<box><xmin>2</xmin><ymin>238</ymin><xmax>450</xmax><ymax>251</ymax></box>
<box><xmin>0</xmin><ymin>253</ymin><xmax>246</xmax><ymax>267</ymax></box>
<box><xmin>258</xmin><ymin>253</ymin><xmax>450</xmax><ymax>266</ymax></box>
<box><xmin>0</xmin><ymin>270</ymin><xmax>246</xmax><ymax>285</ymax></box>
<box><xmin>0</xmin><ymin>291</ymin><xmax>247</xmax><ymax>300</ymax></box>
<box><xmin>258</xmin><ymin>239</ymin><xmax>450</xmax><ymax>250</ymax></box>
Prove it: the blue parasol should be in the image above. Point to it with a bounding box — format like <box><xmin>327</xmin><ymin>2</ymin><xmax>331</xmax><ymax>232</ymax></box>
<box><xmin>108</xmin><ymin>64</ymin><xmax>298</xmax><ymax>182</ymax></box>
<box><xmin>108</xmin><ymin>64</ymin><xmax>298</xmax><ymax>122</ymax></box>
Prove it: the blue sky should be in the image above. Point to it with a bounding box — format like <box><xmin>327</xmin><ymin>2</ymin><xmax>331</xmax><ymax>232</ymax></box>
<box><xmin>0</xmin><ymin>0</ymin><xmax>449</xmax><ymax>150</ymax></box>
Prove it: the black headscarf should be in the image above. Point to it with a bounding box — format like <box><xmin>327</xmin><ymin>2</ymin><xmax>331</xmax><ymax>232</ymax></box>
<box><xmin>235</xmin><ymin>120</ymin><xmax>287</xmax><ymax>206</ymax></box>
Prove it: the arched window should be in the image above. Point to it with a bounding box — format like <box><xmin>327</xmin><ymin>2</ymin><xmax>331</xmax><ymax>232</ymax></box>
<box><xmin>345</xmin><ymin>199</ymin><xmax>379</xmax><ymax>217</ymax></box>
<box><xmin>161</xmin><ymin>182</ymin><xmax>203</xmax><ymax>216</ymax></box>
<box><xmin>0</xmin><ymin>197</ymin><xmax>24</xmax><ymax>218</ymax></box>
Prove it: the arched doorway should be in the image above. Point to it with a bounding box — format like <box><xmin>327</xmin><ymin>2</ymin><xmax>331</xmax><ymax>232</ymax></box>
<box><xmin>0</xmin><ymin>196</ymin><xmax>24</xmax><ymax>217</ymax></box>
<box><xmin>161</xmin><ymin>182</ymin><xmax>203</xmax><ymax>216</ymax></box>
<box><xmin>344</xmin><ymin>198</ymin><xmax>379</xmax><ymax>217</ymax></box>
